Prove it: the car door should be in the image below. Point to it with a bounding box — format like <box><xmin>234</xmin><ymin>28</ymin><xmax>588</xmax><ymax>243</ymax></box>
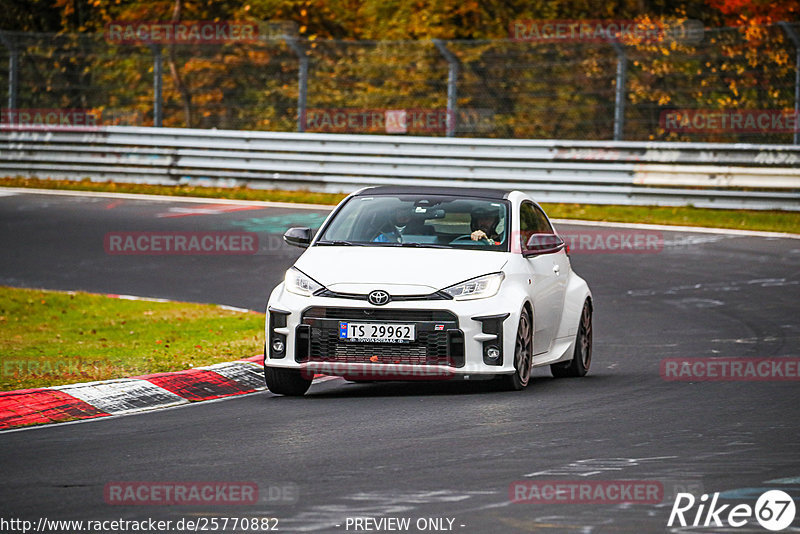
<box><xmin>519</xmin><ymin>202</ymin><xmax>569</xmax><ymax>355</ymax></box>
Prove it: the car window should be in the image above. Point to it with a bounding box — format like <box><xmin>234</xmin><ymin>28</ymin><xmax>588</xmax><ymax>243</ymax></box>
<box><xmin>316</xmin><ymin>194</ymin><xmax>509</xmax><ymax>251</ymax></box>
<box><xmin>520</xmin><ymin>202</ymin><xmax>555</xmax><ymax>253</ymax></box>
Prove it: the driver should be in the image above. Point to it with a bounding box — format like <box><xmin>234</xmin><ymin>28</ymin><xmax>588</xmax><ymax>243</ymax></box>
<box><xmin>470</xmin><ymin>206</ymin><xmax>501</xmax><ymax>243</ymax></box>
<box><xmin>374</xmin><ymin>206</ymin><xmax>413</xmax><ymax>243</ymax></box>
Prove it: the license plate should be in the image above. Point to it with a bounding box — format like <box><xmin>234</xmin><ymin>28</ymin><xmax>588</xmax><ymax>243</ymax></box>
<box><xmin>339</xmin><ymin>322</ymin><xmax>416</xmax><ymax>343</ymax></box>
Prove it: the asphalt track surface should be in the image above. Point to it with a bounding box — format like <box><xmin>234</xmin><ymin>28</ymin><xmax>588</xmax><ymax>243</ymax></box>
<box><xmin>1</xmin><ymin>190</ymin><xmax>799</xmax><ymax>533</ymax></box>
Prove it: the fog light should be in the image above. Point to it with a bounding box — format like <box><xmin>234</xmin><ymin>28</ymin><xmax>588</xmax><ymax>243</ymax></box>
<box><xmin>486</xmin><ymin>346</ymin><xmax>501</xmax><ymax>361</ymax></box>
<box><xmin>272</xmin><ymin>339</ymin><xmax>285</xmax><ymax>353</ymax></box>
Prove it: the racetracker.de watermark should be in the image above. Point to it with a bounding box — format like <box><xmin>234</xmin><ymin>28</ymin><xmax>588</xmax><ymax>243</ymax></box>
<box><xmin>559</xmin><ymin>230</ymin><xmax>663</xmax><ymax>254</ymax></box>
<box><xmin>104</xmin><ymin>232</ymin><xmax>258</xmax><ymax>255</ymax></box>
<box><xmin>300</xmin><ymin>362</ymin><xmax>456</xmax><ymax>381</ymax></box>
<box><xmin>103</xmin><ymin>481</ymin><xmax>300</xmax><ymax>505</ymax></box>
<box><xmin>2</xmin><ymin>359</ymin><xmax>98</xmax><ymax>378</ymax></box>
<box><xmin>661</xmin><ymin>358</ymin><xmax>800</xmax><ymax>381</ymax></box>
<box><xmin>303</xmin><ymin>108</ymin><xmax>454</xmax><ymax>134</ymax></box>
<box><xmin>509</xmin><ymin>19</ymin><xmax>703</xmax><ymax>44</ymax></box>
<box><xmin>514</xmin><ymin>230</ymin><xmax>664</xmax><ymax>254</ymax></box>
<box><xmin>105</xmin><ymin>482</ymin><xmax>257</xmax><ymax>505</ymax></box>
<box><xmin>302</xmin><ymin>108</ymin><xmax>494</xmax><ymax>134</ymax></box>
<box><xmin>105</xmin><ymin>21</ymin><xmax>259</xmax><ymax>44</ymax></box>
<box><xmin>509</xmin><ymin>480</ymin><xmax>663</xmax><ymax>504</ymax></box>
<box><xmin>661</xmin><ymin>109</ymin><xmax>800</xmax><ymax>134</ymax></box>
<box><xmin>1</xmin><ymin>109</ymin><xmax>101</xmax><ymax>130</ymax></box>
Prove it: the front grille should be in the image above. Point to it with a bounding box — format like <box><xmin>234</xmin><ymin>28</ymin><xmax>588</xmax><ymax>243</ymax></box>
<box><xmin>315</xmin><ymin>289</ymin><xmax>451</xmax><ymax>302</ymax></box>
<box><xmin>304</xmin><ymin>307</ymin><xmax>456</xmax><ymax>323</ymax></box>
<box><xmin>310</xmin><ymin>329</ymin><xmax>451</xmax><ymax>365</ymax></box>
<box><xmin>298</xmin><ymin>307</ymin><xmax>463</xmax><ymax>367</ymax></box>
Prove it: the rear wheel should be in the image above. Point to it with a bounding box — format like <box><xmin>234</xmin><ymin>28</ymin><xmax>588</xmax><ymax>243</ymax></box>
<box><xmin>264</xmin><ymin>366</ymin><xmax>312</xmax><ymax>396</ymax></box>
<box><xmin>551</xmin><ymin>299</ymin><xmax>592</xmax><ymax>378</ymax></box>
<box><xmin>504</xmin><ymin>308</ymin><xmax>533</xmax><ymax>391</ymax></box>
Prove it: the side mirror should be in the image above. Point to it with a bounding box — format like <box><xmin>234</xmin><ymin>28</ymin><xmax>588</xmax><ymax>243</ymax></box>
<box><xmin>523</xmin><ymin>233</ymin><xmax>565</xmax><ymax>256</ymax></box>
<box><xmin>283</xmin><ymin>227</ymin><xmax>312</xmax><ymax>248</ymax></box>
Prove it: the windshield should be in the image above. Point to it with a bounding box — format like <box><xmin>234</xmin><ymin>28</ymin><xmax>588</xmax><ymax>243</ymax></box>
<box><xmin>316</xmin><ymin>194</ymin><xmax>509</xmax><ymax>251</ymax></box>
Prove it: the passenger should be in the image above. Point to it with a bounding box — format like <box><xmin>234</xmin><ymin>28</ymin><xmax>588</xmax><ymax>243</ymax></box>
<box><xmin>374</xmin><ymin>206</ymin><xmax>413</xmax><ymax>243</ymax></box>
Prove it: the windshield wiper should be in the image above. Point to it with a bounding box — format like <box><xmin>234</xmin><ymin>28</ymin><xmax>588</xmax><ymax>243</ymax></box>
<box><xmin>382</xmin><ymin>242</ymin><xmax>450</xmax><ymax>249</ymax></box>
<box><xmin>315</xmin><ymin>240</ymin><xmax>360</xmax><ymax>246</ymax></box>
<box><xmin>403</xmin><ymin>243</ymin><xmax>450</xmax><ymax>249</ymax></box>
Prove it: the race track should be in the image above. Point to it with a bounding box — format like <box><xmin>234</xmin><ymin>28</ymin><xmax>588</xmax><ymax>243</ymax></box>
<box><xmin>1</xmin><ymin>189</ymin><xmax>798</xmax><ymax>533</ymax></box>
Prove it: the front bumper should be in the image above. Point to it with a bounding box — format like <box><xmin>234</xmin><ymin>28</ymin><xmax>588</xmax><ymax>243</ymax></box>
<box><xmin>266</xmin><ymin>285</ymin><xmax>522</xmax><ymax>379</ymax></box>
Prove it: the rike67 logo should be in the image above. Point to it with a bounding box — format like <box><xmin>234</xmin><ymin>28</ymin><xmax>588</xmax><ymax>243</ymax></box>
<box><xmin>669</xmin><ymin>490</ymin><xmax>796</xmax><ymax>531</ymax></box>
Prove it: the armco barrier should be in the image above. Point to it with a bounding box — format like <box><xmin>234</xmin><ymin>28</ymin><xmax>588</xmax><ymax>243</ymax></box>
<box><xmin>1</xmin><ymin>126</ymin><xmax>799</xmax><ymax>210</ymax></box>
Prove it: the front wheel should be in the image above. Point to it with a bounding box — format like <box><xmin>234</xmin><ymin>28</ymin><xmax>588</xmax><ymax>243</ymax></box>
<box><xmin>551</xmin><ymin>299</ymin><xmax>592</xmax><ymax>378</ymax></box>
<box><xmin>504</xmin><ymin>308</ymin><xmax>533</xmax><ymax>391</ymax></box>
<box><xmin>264</xmin><ymin>366</ymin><xmax>312</xmax><ymax>396</ymax></box>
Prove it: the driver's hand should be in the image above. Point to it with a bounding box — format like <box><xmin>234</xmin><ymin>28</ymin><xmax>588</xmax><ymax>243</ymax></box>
<box><xmin>471</xmin><ymin>230</ymin><xmax>488</xmax><ymax>241</ymax></box>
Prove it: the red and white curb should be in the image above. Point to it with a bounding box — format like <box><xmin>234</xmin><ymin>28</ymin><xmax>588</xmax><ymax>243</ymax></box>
<box><xmin>0</xmin><ymin>354</ymin><xmax>338</xmax><ymax>431</ymax></box>
<box><xmin>0</xmin><ymin>290</ymin><xmax>305</xmax><ymax>431</ymax></box>
<box><xmin>0</xmin><ymin>356</ymin><xmax>270</xmax><ymax>430</ymax></box>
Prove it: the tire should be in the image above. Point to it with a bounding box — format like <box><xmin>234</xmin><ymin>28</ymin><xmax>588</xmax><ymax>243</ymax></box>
<box><xmin>264</xmin><ymin>366</ymin><xmax>312</xmax><ymax>396</ymax></box>
<box><xmin>551</xmin><ymin>299</ymin><xmax>592</xmax><ymax>378</ymax></box>
<box><xmin>504</xmin><ymin>308</ymin><xmax>533</xmax><ymax>391</ymax></box>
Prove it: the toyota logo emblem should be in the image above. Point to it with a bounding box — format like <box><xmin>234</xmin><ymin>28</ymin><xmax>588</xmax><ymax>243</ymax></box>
<box><xmin>368</xmin><ymin>290</ymin><xmax>390</xmax><ymax>306</ymax></box>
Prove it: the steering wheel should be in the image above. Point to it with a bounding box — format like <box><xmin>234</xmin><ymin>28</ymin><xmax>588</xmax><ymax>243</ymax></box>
<box><xmin>450</xmin><ymin>234</ymin><xmax>493</xmax><ymax>245</ymax></box>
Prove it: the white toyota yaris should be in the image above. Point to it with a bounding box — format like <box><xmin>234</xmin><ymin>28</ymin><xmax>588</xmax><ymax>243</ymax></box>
<box><xmin>265</xmin><ymin>186</ymin><xmax>592</xmax><ymax>395</ymax></box>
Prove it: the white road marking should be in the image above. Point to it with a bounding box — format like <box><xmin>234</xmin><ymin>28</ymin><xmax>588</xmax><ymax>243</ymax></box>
<box><xmin>3</xmin><ymin>186</ymin><xmax>797</xmax><ymax>238</ymax></box>
<box><xmin>552</xmin><ymin>218</ymin><xmax>800</xmax><ymax>239</ymax></box>
<box><xmin>0</xmin><ymin>187</ymin><xmax>331</xmax><ymax>210</ymax></box>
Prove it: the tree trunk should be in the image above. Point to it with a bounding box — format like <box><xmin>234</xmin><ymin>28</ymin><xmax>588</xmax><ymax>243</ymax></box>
<box><xmin>167</xmin><ymin>0</ymin><xmax>192</xmax><ymax>127</ymax></box>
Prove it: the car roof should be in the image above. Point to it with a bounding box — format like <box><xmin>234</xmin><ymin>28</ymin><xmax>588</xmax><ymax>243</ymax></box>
<box><xmin>354</xmin><ymin>185</ymin><xmax>511</xmax><ymax>200</ymax></box>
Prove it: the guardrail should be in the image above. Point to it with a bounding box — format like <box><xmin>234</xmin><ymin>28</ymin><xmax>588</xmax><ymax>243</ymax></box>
<box><xmin>2</xmin><ymin>126</ymin><xmax>799</xmax><ymax>210</ymax></box>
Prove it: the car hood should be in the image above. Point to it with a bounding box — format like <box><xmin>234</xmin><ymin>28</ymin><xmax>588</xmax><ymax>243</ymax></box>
<box><xmin>294</xmin><ymin>246</ymin><xmax>509</xmax><ymax>295</ymax></box>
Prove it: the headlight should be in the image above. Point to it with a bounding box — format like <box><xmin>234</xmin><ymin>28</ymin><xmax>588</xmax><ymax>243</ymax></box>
<box><xmin>441</xmin><ymin>273</ymin><xmax>504</xmax><ymax>300</ymax></box>
<box><xmin>284</xmin><ymin>267</ymin><xmax>324</xmax><ymax>296</ymax></box>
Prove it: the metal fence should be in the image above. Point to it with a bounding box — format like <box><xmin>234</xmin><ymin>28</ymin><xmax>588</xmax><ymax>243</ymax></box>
<box><xmin>2</xmin><ymin>126</ymin><xmax>798</xmax><ymax>210</ymax></box>
<box><xmin>1</xmin><ymin>22</ymin><xmax>800</xmax><ymax>143</ymax></box>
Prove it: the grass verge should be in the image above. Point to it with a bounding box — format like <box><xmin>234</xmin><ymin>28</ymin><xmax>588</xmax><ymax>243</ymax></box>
<box><xmin>546</xmin><ymin>203</ymin><xmax>799</xmax><ymax>234</ymax></box>
<box><xmin>0</xmin><ymin>176</ymin><xmax>347</xmax><ymax>206</ymax></box>
<box><xmin>0</xmin><ymin>286</ymin><xmax>263</xmax><ymax>391</ymax></box>
<box><xmin>1</xmin><ymin>176</ymin><xmax>798</xmax><ymax>234</ymax></box>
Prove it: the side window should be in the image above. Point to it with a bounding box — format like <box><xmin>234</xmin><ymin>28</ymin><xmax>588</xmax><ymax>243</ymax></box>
<box><xmin>520</xmin><ymin>202</ymin><xmax>555</xmax><ymax>252</ymax></box>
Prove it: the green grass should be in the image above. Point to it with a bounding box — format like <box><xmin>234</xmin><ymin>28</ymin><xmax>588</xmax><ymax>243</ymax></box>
<box><xmin>0</xmin><ymin>176</ymin><xmax>347</xmax><ymax>206</ymax></box>
<box><xmin>0</xmin><ymin>286</ymin><xmax>264</xmax><ymax>391</ymax></box>
<box><xmin>2</xmin><ymin>176</ymin><xmax>798</xmax><ymax>234</ymax></box>
<box><xmin>542</xmin><ymin>203</ymin><xmax>800</xmax><ymax>234</ymax></box>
